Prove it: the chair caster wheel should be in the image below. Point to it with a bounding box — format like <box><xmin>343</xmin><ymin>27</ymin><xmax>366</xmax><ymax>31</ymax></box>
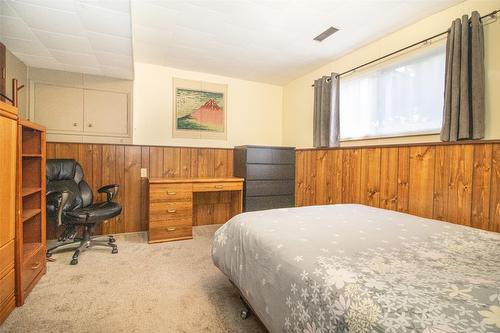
<box><xmin>46</xmin><ymin>252</ymin><xmax>52</xmax><ymax>258</ymax></box>
<box><xmin>240</xmin><ymin>309</ymin><xmax>251</xmax><ymax>320</ymax></box>
<box><xmin>70</xmin><ymin>259</ymin><xmax>78</xmax><ymax>265</ymax></box>
<box><xmin>112</xmin><ymin>248</ymin><xmax>118</xmax><ymax>254</ymax></box>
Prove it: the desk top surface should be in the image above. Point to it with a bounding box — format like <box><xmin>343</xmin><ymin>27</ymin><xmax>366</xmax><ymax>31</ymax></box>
<box><xmin>148</xmin><ymin>177</ymin><xmax>244</xmax><ymax>184</ymax></box>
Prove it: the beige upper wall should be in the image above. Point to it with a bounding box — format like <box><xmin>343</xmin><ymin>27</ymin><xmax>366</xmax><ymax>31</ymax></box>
<box><xmin>133</xmin><ymin>62</ymin><xmax>283</xmax><ymax>148</ymax></box>
<box><xmin>282</xmin><ymin>0</ymin><xmax>500</xmax><ymax>148</ymax></box>
<box><xmin>5</xmin><ymin>49</ymin><xmax>28</xmax><ymax>118</ymax></box>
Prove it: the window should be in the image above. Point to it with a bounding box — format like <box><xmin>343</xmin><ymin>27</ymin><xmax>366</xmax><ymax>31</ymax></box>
<box><xmin>339</xmin><ymin>44</ymin><xmax>445</xmax><ymax>140</ymax></box>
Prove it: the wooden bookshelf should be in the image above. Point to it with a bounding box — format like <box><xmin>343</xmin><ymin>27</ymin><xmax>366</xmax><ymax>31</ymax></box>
<box><xmin>15</xmin><ymin>118</ymin><xmax>46</xmax><ymax>306</ymax></box>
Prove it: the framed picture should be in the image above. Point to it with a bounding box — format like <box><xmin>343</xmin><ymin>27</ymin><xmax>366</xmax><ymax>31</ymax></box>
<box><xmin>172</xmin><ymin>78</ymin><xmax>227</xmax><ymax>140</ymax></box>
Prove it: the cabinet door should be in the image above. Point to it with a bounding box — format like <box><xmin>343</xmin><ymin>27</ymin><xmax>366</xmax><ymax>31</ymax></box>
<box><xmin>0</xmin><ymin>115</ymin><xmax>16</xmax><ymax>248</ymax></box>
<box><xmin>34</xmin><ymin>83</ymin><xmax>83</xmax><ymax>132</ymax></box>
<box><xmin>84</xmin><ymin>89</ymin><xmax>128</xmax><ymax>135</ymax></box>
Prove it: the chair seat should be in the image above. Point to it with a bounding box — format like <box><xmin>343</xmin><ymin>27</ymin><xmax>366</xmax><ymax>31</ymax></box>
<box><xmin>64</xmin><ymin>201</ymin><xmax>122</xmax><ymax>224</ymax></box>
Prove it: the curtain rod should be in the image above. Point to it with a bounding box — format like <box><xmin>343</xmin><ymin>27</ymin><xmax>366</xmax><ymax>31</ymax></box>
<box><xmin>311</xmin><ymin>9</ymin><xmax>499</xmax><ymax>87</ymax></box>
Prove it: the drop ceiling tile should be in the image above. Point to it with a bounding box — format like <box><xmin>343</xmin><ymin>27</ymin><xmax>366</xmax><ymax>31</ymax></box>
<box><xmin>13</xmin><ymin>52</ymin><xmax>61</xmax><ymax>68</ymax></box>
<box><xmin>95</xmin><ymin>51</ymin><xmax>132</xmax><ymax>68</ymax></box>
<box><xmin>0</xmin><ymin>1</ymin><xmax>17</xmax><ymax>16</ymax></box>
<box><xmin>33</xmin><ymin>29</ymin><xmax>93</xmax><ymax>53</ymax></box>
<box><xmin>0</xmin><ymin>16</ymin><xmax>36</xmax><ymax>40</ymax></box>
<box><xmin>78</xmin><ymin>2</ymin><xmax>131</xmax><ymax>38</ymax></box>
<box><xmin>14</xmin><ymin>0</ymin><xmax>78</xmax><ymax>12</ymax></box>
<box><xmin>87</xmin><ymin>32</ymin><xmax>131</xmax><ymax>56</ymax></box>
<box><xmin>2</xmin><ymin>36</ymin><xmax>51</xmax><ymax>56</ymax></box>
<box><xmin>49</xmin><ymin>49</ymin><xmax>100</xmax><ymax>67</ymax></box>
<box><xmin>8</xmin><ymin>1</ymin><xmax>86</xmax><ymax>36</ymax></box>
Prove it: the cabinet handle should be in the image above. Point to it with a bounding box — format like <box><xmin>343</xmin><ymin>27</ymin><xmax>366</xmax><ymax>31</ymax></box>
<box><xmin>88</xmin><ymin>124</ymin><xmax>93</xmax><ymax>128</ymax></box>
<box><xmin>215</xmin><ymin>185</ymin><xmax>223</xmax><ymax>189</ymax></box>
<box><xmin>73</xmin><ymin>122</ymin><xmax>78</xmax><ymax>127</ymax></box>
<box><xmin>167</xmin><ymin>191</ymin><xmax>176</xmax><ymax>195</ymax></box>
<box><xmin>31</xmin><ymin>262</ymin><xmax>40</xmax><ymax>270</ymax></box>
<box><xmin>166</xmin><ymin>227</ymin><xmax>176</xmax><ymax>232</ymax></box>
<box><xmin>167</xmin><ymin>209</ymin><xmax>176</xmax><ymax>213</ymax></box>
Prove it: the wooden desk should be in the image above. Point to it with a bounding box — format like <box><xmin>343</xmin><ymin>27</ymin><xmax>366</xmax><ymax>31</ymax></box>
<box><xmin>148</xmin><ymin>177</ymin><xmax>244</xmax><ymax>243</ymax></box>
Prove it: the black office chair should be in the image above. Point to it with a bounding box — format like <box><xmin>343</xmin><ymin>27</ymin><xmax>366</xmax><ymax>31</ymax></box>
<box><xmin>46</xmin><ymin>159</ymin><xmax>122</xmax><ymax>265</ymax></box>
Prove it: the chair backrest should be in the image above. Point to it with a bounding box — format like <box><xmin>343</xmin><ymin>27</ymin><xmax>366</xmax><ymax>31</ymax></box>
<box><xmin>46</xmin><ymin>159</ymin><xmax>93</xmax><ymax>217</ymax></box>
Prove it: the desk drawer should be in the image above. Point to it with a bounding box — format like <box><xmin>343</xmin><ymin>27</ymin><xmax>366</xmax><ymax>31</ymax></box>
<box><xmin>149</xmin><ymin>224</ymin><xmax>192</xmax><ymax>242</ymax></box>
<box><xmin>150</xmin><ymin>201</ymin><xmax>192</xmax><ymax>222</ymax></box>
<box><xmin>192</xmin><ymin>182</ymin><xmax>242</xmax><ymax>192</ymax></box>
<box><xmin>22</xmin><ymin>246</ymin><xmax>45</xmax><ymax>291</ymax></box>
<box><xmin>0</xmin><ymin>269</ymin><xmax>14</xmax><ymax>306</ymax></box>
<box><xmin>150</xmin><ymin>184</ymin><xmax>192</xmax><ymax>203</ymax></box>
<box><xmin>0</xmin><ymin>241</ymin><xmax>14</xmax><ymax>278</ymax></box>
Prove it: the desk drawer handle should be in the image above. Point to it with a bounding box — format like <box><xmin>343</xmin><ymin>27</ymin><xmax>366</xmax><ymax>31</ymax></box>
<box><xmin>31</xmin><ymin>262</ymin><xmax>40</xmax><ymax>270</ymax></box>
<box><xmin>167</xmin><ymin>209</ymin><xmax>176</xmax><ymax>213</ymax></box>
<box><xmin>166</xmin><ymin>227</ymin><xmax>176</xmax><ymax>232</ymax></box>
<box><xmin>167</xmin><ymin>191</ymin><xmax>177</xmax><ymax>195</ymax></box>
<box><xmin>214</xmin><ymin>185</ymin><xmax>224</xmax><ymax>189</ymax></box>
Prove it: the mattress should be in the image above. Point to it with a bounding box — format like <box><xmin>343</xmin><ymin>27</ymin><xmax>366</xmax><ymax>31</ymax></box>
<box><xmin>212</xmin><ymin>204</ymin><xmax>500</xmax><ymax>333</ymax></box>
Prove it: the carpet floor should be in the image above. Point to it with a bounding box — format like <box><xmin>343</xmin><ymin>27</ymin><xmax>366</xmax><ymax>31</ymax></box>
<box><xmin>0</xmin><ymin>225</ymin><xmax>266</xmax><ymax>333</ymax></box>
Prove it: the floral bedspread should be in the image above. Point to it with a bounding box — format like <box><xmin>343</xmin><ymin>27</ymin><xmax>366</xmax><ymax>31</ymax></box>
<box><xmin>212</xmin><ymin>204</ymin><xmax>500</xmax><ymax>333</ymax></box>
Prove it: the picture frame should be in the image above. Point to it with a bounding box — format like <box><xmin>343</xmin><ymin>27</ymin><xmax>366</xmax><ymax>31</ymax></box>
<box><xmin>172</xmin><ymin>78</ymin><xmax>227</xmax><ymax>140</ymax></box>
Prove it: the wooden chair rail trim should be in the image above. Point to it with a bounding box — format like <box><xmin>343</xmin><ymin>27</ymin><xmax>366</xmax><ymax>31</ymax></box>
<box><xmin>296</xmin><ymin>139</ymin><xmax>500</xmax><ymax>151</ymax></box>
<box><xmin>47</xmin><ymin>141</ymin><xmax>234</xmax><ymax>150</ymax></box>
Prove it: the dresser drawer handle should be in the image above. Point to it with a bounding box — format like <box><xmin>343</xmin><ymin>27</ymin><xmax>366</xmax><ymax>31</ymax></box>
<box><xmin>214</xmin><ymin>185</ymin><xmax>223</xmax><ymax>189</ymax></box>
<box><xmin>167</xmin><ymin>191</ymin><xmax>177</xmax><ymax>195</ymax></box>
<box><xmin>166</xmin><ymin>227</ymin><xmax>176</xmax><ymax>232</ymax></box>
<box><xmin>31</xmin><ymin>262</ymin><xmax>40</xmax><ymax>270</ymax></box>
<box><xmin>167</xmin><ymin>209</ymin><xmax>176</xmax><ymax>213</ymax></box>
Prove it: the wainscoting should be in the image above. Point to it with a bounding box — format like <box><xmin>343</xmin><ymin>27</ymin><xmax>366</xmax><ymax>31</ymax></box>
<box><xmin>46</xmin><ymin>143</ymin><xmax>234</xmax><ymax>239</ymax></box>
<box><xmin>296</xmin><ymin>141</ymin><xmax>500</xmax><ymax>232</ymax></box>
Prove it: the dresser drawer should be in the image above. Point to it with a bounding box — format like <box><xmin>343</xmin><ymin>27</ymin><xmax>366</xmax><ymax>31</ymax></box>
<box><xmin>0</xmin><ymin>241</ymin><xmax>14</xmax><ymax>279</ymax></box>
<box><xmin>150</xmin><ymin>183</ymin><xmax>192</xmax><ymax>203</ymax></box>
<box><xmin>149</xmin><ymin>201</ymin><xmax>192</xmax><ymax>222</ymax></box>
<box><xmin>245</xmin><ymin>180</ymin><xmax>295</xmax><ymax>197</ymax></box>
<box><xmin>149</xmin><ymin>224</ymin><xmax>192</xmax><ymax>243</ymax></box>
<box><xmin>22</xmin><ymin>246</ymin><xmax>45</xmax><ymax>291</ymax></box>
<box><xmin>246</xmin><ymin>164</ymin><xmax>295</xmax><ymax>180</ymax></box>
<box><xmin>245</xmin><ymin>195</ymin><xmax>295</xmax><ymax>211</ymax></box>
<box><xmin>192</xmin><ymin>182</ymin><xmax>242</xmax><ymax>192</ymax></box>
<box><xmin>246</xmin><ymin>147</ymin><xmax>295</xmax><ymax>164</ymax></box>
<box><xmin>0</xmin><ymin>269</ymin><xmax>14</xmax><ymax>307</ymax></box>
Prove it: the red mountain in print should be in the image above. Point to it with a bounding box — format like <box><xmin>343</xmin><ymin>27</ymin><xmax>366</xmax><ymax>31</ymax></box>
<box><xmin>190</xmin><ymin>99</ymin><xmax>224</xmax><ymax>131</ymax></box>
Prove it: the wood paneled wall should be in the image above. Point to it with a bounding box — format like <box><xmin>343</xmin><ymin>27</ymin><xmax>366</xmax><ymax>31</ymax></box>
<box><xmin>296</xmin><ymin>142</ymin><xmax>500</xmax><ymax>232</ymax></box>
<box><xmin>46</xmin><ymin>143</ymin><xmax>234</xmax><ymax>239</ymax></box>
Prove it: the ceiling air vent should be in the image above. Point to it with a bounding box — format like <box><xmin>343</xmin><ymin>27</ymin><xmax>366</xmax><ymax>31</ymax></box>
<box><xmin>313</xmin><ymin>26</ymin><xmax>339</xmax><ymax>42</ymax></box>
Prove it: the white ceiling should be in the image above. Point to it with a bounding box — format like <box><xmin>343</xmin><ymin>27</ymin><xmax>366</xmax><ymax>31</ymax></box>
<box><xmin>133</xmin><ymin>0</ymin><xmax>463</xmax><ymax>85</ymax></box>
<box><xmin>0</xmin><ymin>0</ymin><xmax>465</xmax><ymax>84</ymax></box>
<box><xmin>0</xmin><ymin>0</ymin><xmax>134</xmax><ymax>79</ymax></box>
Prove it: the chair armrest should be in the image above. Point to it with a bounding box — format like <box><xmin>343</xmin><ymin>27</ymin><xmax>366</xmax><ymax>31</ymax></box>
<box><xmin>47</xmin><ymin>190</ymin><xmax>71</xmax><ymax>227</ymax></box>
<box><xmin>98</xmin><ymin>184</ymin><xmax>120</xmax><ymax>202</ymax></box>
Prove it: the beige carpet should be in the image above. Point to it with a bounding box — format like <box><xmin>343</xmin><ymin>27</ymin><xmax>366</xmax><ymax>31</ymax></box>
<box><xmin>1</xmin><ymin>225</ymin><xmax>266</xmax><ymax>333</ymax></box>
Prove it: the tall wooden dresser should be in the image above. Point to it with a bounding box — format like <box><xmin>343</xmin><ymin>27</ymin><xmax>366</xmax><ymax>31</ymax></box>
<box><xmin>0</xmin><ymin>101</ymin><xmax>17</xmax><ymax>324</ymax></box>
<box><xmin>234</xmin><ymin>145</ymin><xmax>295</xmax><ymax>212</ymax></box>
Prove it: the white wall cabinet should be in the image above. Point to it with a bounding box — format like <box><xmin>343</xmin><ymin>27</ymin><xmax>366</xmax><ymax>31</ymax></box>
<box><xmin>34</xmin><ymin>84</ymin><xmax>84</xmax><ymax>133</ymax></box>
<box><xmin>31</xmin><ymin>83</ymin><xmax>131</xmax><ymax>143</ymax></box>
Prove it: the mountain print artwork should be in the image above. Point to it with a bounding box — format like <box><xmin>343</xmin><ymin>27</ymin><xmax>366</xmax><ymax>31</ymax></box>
<box><xmin>175</xmin><ymin>88</ymin><xmax>225</xmax><ymax>132</ymax></box>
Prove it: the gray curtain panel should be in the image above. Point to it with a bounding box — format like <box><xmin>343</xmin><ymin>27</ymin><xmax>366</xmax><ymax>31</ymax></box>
<box><xmin>441</xmin><ymin>11</ymin><xmax>485</xmax><ymax>141</ymax></box>
<box><xmin>313</xmin><ymin>73</ymin><xmax>339</xmax><ymax>147</ymax></box>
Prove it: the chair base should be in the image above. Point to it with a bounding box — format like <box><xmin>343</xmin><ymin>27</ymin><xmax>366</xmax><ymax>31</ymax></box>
<box><xmin>47</xmin><ymin>225</ymin><xmax>118</xmax><ymax>265</ymax></box>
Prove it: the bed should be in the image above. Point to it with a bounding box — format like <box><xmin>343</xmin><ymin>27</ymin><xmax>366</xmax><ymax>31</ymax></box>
<box><xmin>212</xmin><ymin>204</ymin><xmax>500</xmax><ymax>333</ymax></box>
